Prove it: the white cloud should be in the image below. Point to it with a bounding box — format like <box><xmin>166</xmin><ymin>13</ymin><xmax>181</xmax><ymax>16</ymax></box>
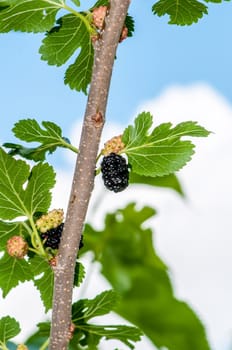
<box><xmin>134</xmin><ymin>83</ymin><xmax>232</xmax><ymax>349</ymax></box>
<box><xmin>2</xmin><ymin>83</ymin><xmax>232</xmax><ymax>349</ymax></box>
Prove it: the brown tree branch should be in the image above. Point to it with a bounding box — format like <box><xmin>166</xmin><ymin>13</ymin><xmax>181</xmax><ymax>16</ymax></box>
<box><xmin>49</xmin><ymin>1</ymin><xmax>131</xmax><ymax>349</ymax></box>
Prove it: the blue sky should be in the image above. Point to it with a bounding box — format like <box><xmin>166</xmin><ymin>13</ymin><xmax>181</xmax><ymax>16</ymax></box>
<box><xmin>0</xmin><ymin>1</ymin><xmax>232</xmax><ymax>349</ymax></box>
<box><xmin>0</xmin><ymin>0</ymin><xmax>232</xmax><ymax>144</ymax></box>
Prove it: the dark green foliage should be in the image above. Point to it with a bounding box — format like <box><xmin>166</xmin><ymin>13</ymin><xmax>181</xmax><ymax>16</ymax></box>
<box><xmin>74</xmin><ymin>261</ymin><xmax>86</xmax><ymax>287</ymax></box>
<box><xmin>125</xmin><ymin>14</ymin><xmax>135</xmax><ymax>37</ymax></box>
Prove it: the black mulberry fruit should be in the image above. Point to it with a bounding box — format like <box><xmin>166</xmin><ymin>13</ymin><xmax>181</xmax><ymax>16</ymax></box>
<box><xmin>41</xmin><ymin>223</ymin><xmax>64</xmax><ymax>249</ymax></box>
<box><xmin>101</xmin><ymin>153</ymin><xmax>129</xmax><ymax>192</ymax></box>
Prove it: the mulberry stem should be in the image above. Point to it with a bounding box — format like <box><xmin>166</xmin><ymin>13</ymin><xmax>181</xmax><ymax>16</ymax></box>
<box><xmin>28</xmin><ymin>216</ymin><xmax>47</xmax><ymax>257</ymax></box>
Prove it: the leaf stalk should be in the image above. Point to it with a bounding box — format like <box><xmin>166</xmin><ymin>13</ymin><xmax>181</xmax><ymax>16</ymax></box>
<box><xmin>63</xmin><ymin>3</ymin><xmax>95</xmax><ymax>34</ymax></box>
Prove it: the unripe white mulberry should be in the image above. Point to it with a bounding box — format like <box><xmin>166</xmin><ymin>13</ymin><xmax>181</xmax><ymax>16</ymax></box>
<box><xmin>17</xmin><ymin>345</ymin><xmax>28</xmax><ymax>350</ymax></box>
<box><xmin>119</xmin><ymin>26</ymin><xmax>128</xmax><ymax>43</ymax></box>
<box><xmin>68</xmin><ymin>322</ymin><xmax>76</xmax><ymax>340</ymax></box>
<box><xmin>102</xmin><ymin>135</ymin><xmax>125</xmax><ymax>156</ymax></box>
<box><xmin>36</xmin><ymin>209</ymin><xmax>64</xmax><ymax>233</ymax></box>
<box><xmin>92</xmin><ymin>6</ymin><xmax>108</xmax><ymax>30</ymax></box>
<box><xmin>7</xmin><ymin>236</ymin><xmax>28</xmax><ymax>259</ymax></box>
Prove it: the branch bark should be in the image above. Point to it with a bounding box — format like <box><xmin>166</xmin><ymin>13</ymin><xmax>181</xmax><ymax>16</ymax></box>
<box><xmin>49</xmin><ymin>1</ymin><xmax>131</xmax><ymax>349</ymax></box>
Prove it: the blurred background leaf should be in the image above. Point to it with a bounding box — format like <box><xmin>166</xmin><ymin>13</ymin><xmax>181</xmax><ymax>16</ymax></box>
<box><xmin>81</xmin><ymin>203</ymin><xmax>211</xmax><ymax>350</ymax></box>
<box><xmin>129</xmin><ymin>172</ymin><xmax>185</xmax><ymax>196</ymax></box>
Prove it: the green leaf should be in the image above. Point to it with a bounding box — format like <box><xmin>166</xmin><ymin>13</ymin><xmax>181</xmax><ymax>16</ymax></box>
<box><xmin>125</xmin><ymin>14</ymin><xmax>134</xmax><ymax>37</ymax></box>
<box><xmin>0</xmin><ymin>316</ymin><xmax>20</xmax><ymax>343</ymax></box>
<box><xmin>34</xmin><ymin>322</ymin><xmax>50</xmax><ymax>335</ymax></box>
<box><xmin>64</xmin><ymin>39</ymin><xmax>94</xmax><ymax>94</ymax></box>
<box><xmin>72</xmin><ymin>290</ymin><xmax>119</xmax><ymax>323</ymax></box>
<box><xmin>74</xmin><ymin>261</ymin><xmax>85</xmax><ymax>287</ymax></box>
<box><xmin>152</xmin><ymin>0</ymin><xmax>208</xmax><ymax>25</ymax></box>
<box><xmin>40</xmin><ymin>14</ymin><xmax>94</xmax><ymax>93</ymax></box>
<box><xmin>0</xmin><ymin>147</ymin><xmax>30</xmax><ymax>219</ymax></box>
<box><xmin>13</xmin><ymin>118</ymin><xmax>62</xmax><ymax>143</ymax></box>
<box><xmin>0</xmin><ymin>0</ymin><xmax>64</xmax><ymax>33</ymax></box>
<box><xmin>26</xmin><ymin>305</ymin><xmax>141</xmax><ymax>350</ymax></box>
<box><xmin>25</xmin><ymin>322</ymin><xmax>51</xmax><ymax>350</ymax></box>
<box><xmin>91</xmin><ymin>0</ymin><xmax>109</xmax><ymax>8</ymax></box>
<box><xmin>23</xmin><ymin>162</ymin><xmax>56</xmax><ymax>215</ymax></box>
<box><xmin>129</xmin><ymin>172</ymin><xmax>185</xmax><ymax>196</ymax></box>
<box><xmin>0</xmin><ymin>147</ymin><xmax>55</xmax><ymax>220</ymax></box>
<box><xmin>122</xmin><ymin>112</ymin><xmax>210</xmax><ymax>177</ymax></box>
<box><xmin>30</xmin><ymin>256</ymin><xmax>54</xmax><ymax>312</ymax></box>
<box><xmin>81</xmin><ymin>203</ymin><xmax>211</xmax><ymax>350</ymax></box>
<box><xmin>75</xmin><ymin>324</ymin><xmax>142</xmax><ymax>350</ymax></box>
<box><xmin>71</xmin><ymin>290</ymin><xmax>142</xmax><ymax>349</ymax></box>
<box><xmin>25</xmin><ymin>322</ymin><xmax>50</xmax><ymax>349</ymax></box>
<box><xmin>0</xmin><ymin>1</ymin><xmax>9</xmax><ymax>9</ymax></box>
<box><xmin>6</xmin><ymin>118</ymin><xmax>73</xmax><ymax>161</ymax></box>
<box><xmin>0</xmin><ymin>254</ymin><xmax>33</xmax><ymax>297</ymax></box>
<box><xmin>3</xmin><ymin>143</ymin><xmax>47</xmax><ymax>162</ymax></box>
<box><xmin>70</xmin><ymin>0</ymin><xmax>80</xmax><ymax>6</ymax></box>
<box><xmin>0</xmin><ymin>221</ymin><xmax>28</xmax><ymax>251</ymax></box>
<box><xmin>24</xmin><ymin>333</ymin><xmax>47</xmax><ymax>350</ymax></box>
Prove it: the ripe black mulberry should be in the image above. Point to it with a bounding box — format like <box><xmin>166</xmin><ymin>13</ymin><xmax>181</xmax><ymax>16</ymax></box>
<box><xmin>101</xmin><ymin>153</ymin><xmax>129</xmax><ymax>192</ymax></box>
<box><xmin>41</xmin><ymin>223</ymin><xmax>64</xmax><ymax>250</ymax></box>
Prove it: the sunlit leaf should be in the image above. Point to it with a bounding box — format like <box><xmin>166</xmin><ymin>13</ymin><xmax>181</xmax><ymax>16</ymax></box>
<box><xmin>0</xmin><ymin>0</ymin><xmax>64</xmax><ymax>33</ymax></box>
<box><xmin>0</xmin><ymin>148</ymin><xmax>55</xmax><ymax>220</ymax></box>
<box><xmin>0</xmin><ymin>316</ymin><xmax>20</xmax><ymax>343</ymax></box>
<box><xmin>123</xmin><ymin>112</ymin><xmax>210</xmax><ymax>177</ymax></box>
